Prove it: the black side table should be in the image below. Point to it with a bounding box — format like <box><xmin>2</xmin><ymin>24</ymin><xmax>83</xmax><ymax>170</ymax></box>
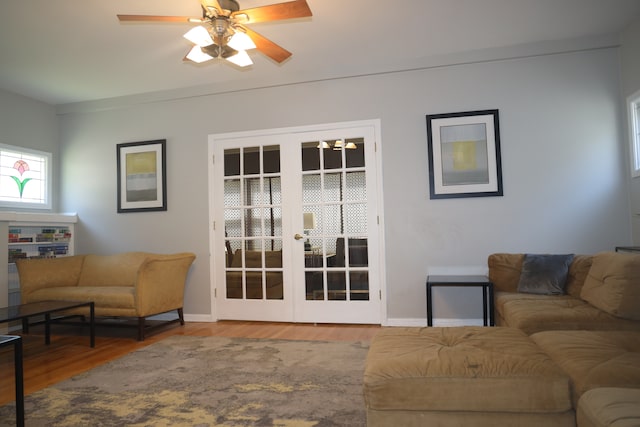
<box><xmin>0</xmin><ymin>335</ymin><xmax>24</xmax><ymax>427</ymax></box>
<box><xmin>426</xmin><ymin>275</ymin><xmax>495</xmax><ymax>327</ymax></box>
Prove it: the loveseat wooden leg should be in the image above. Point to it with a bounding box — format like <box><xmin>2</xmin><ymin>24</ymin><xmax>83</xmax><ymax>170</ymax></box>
<box><xmin>178</xmin><ymin>308</ymin><xmax>185</xmax><ymax>325</ymax></box>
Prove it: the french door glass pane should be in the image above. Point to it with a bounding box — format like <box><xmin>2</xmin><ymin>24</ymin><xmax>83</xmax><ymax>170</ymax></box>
<box><xmin>224</xmin><ymin>149</ymin><xmax>240</xmax><ymax>176</ymax></box>
<box><xmin>224</xmin><ymin>145</ymin><xmax>283</xmax><ymax>300</ymax></box>
<box><xmin>302</xmin><ymin>174</ymin><xmax>321</xmax><ymax>201</ymax></box>
<box><xmin>345</xmin><ymin>171</ymin><xmax>366</xmax><ymax>201</ymax></box>
<box><xmin>263</xmin><ymin>145</ymin><xmax>280</xmax><ymax>174</ymax></box>
<box><xmin>301</xmin><ymin>137</ymin><xmax>370</xmax><ymax>301</ymax></box>
<box><xmin>244</xmin><ymin>147</ymin><xmax>260</xmax><ymax>175</ymax></box>
<box><xmin>263</xmin><ymin>177</ymin><xmax>281</xmax><ymax>204</ymax></box>
<box><xmin>324</xmin><ymin>173</ymin><xmax>342</xmax><ymax>202</ymax></box>
<box><xmin>345</xmin><ymin>138</ymin><xmax>365</xmax><ymax>168</ymax></box>
<box><xmin>224</xmin><ymin>179</ymin><xmax>240</xmax><ymax>206</ymax></box>
<box><xmin>324</xmin><ymin>146</ymin><xmax>342</xmax><ymax>169</ymax></box>
<box><xmin>302</xmin><ymin>142</ymin><xmax>320</xmax><ymax>171</ymax></box>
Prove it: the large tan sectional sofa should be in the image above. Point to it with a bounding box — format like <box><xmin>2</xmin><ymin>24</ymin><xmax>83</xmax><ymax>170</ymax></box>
<box><xmin>363</xmin><ymin>251</ymin><xmax>640</xmax><ymax>426</ymax></box>
<box><xmin>16</xmin><ymin>251</ymin><xmax>196</xmax><ymax>340</ymax></box>
<box><xmin>489</xmin><ymin>252</ymin><xmax>640</xmax><ymax>334</ymax></box>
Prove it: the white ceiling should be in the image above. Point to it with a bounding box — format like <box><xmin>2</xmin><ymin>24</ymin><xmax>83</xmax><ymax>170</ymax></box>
<box><xmin>1</xmin><ymin>0</ymin><xmax>639</xmax><ymax>106</ymax></box>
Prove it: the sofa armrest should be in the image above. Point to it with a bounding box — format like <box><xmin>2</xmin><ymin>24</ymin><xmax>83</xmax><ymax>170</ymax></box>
<box><xmin>16</xmin><ymin>256</ymin><xmax>86</xmax><ymax>303</ymax></box>
<box><xmin>134</xmin><ymin>252</ymin><xmax>196</xmax><ymax>317</ymax></box>
<box><xmin>488</xmin><ymin>253</ymin><xmax>524</xmax><ymax>293</ymax></box>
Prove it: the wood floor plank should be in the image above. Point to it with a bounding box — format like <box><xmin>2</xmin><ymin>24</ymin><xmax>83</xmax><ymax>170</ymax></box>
<box><xmin>0</xmin><ymin>321</ymin><xmax>380</xmax><ymax>406</ymax></box>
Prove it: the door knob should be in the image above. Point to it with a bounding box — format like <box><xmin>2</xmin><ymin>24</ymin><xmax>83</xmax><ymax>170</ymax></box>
<box><xmin>294</xmin><ymin>233</ymin><xmax>304</xmax><ymax>240</ymax></box>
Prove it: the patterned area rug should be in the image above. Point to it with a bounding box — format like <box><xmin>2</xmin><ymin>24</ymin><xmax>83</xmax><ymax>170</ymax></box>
<box><xmin>0</xmin><ymin>336</ymin><xmax>370</xmax><ymax>426</ymax></box>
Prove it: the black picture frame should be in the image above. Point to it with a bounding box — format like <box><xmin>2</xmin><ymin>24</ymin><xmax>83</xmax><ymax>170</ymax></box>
<box><xmin>116</xmin><ymin>139</ymin><xmax>167</xmax><ymax>213</ymax></box>
<box><xmin>426</xmin><ymin>109</ymin><xmax>503</xmax><ymax>199</ymax></box>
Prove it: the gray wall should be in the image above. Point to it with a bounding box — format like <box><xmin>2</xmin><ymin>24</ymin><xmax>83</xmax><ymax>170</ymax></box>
<box><xmin>0</xmin><ymin>41</ymin><xmax>631</xmax><ymax>323</ymax></box>
<box><xmin>621</xmin><ymin>16</ymin><xmax>640</xmax><ymax>243</ymax></box>
<box><xmin>0</xmin><ymin>91</ymin><xmax>60</xmax><ymax>212</ymax></box>
<box><xmin>53</xmin><ymin>46</ymin><xmax>630</xmax><ymax>323</ymax></box>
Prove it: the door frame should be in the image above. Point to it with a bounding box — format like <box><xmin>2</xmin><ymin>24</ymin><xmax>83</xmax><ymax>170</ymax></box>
<box><xmin>207</xmin><ymin>119</ymin><xmax>387</xmax><ymax>324</ymax></box>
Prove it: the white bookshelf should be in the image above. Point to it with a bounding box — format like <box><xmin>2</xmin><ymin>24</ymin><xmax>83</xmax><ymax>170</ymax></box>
<box><xmin>1</xmin><ymin>212</ymin><xmax>77</xmax><ymax>307</ymax></box>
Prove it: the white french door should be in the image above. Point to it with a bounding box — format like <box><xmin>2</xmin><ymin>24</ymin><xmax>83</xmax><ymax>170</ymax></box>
<box><xmin>211</xmin><ymin>133</ymin><xmax>291</xmax><ymax>321</ymax></box>
<box><xmin>209</xmin><ymin>121</ymin><xmax>383</xmax><ymax>324</ymax></box>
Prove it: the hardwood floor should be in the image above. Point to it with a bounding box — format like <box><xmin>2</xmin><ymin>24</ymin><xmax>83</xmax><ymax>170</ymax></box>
<box><xmin>0</xmin><ymin>321</ymin><xmax>381</xmax><ymax>406</ymax></box>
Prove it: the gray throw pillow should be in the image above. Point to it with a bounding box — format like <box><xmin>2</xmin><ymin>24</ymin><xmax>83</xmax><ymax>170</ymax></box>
<box><xmin>517</xmin><ymin>254</ymin><xmax>574</xmax><ymax>295</ymax></box>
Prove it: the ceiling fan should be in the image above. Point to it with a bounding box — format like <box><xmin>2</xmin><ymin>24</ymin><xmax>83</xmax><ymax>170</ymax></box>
<box><xmin>118</xmin><ymin>0</ymin><xmax>312</xmax><ymax>68</ymax></box>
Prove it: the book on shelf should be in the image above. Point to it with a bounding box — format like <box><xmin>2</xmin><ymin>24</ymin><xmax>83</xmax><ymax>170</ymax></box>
<box><xmin>8</xmin><ymin>228</ymin><xmax>71</xmax><ymax>243</ymax></box>
<box><xmin>38</xmin><ymin>245</ymin><xmax>68</xmax><ymax>256</ymax></box>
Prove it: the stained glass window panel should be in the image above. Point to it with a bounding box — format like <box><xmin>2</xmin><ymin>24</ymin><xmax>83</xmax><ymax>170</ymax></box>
<box><xmin>0</xmin><ymin>144</ymin><xmax>51</xmax><ymax>209</ymax></box>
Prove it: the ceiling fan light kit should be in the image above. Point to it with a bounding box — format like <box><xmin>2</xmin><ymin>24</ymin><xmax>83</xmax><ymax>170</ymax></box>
<box><xmin>183</xmin><ymin>26</ymin><xmax>214</xmax><ymax>47</ymax></box>
<box><xmin>186</xmin><ymin>46</ymin><xmax>214</xmax><ymax>63</ymax></box>
<box><xmin>225</xmin><ymin>50</ymin><xmax>253</xmax><ymax>67</ymax></box>
<box><xmin>118</xmin><ymin>0</ymin><xmax>312</xmax><ymax>68</ymax></box>
<box><xmin>227</xmin><ymin>31</ymin><xmax>256</xmax><ymax>51</ymax></box>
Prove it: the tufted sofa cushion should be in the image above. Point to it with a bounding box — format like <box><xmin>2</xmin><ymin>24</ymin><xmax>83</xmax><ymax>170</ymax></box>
<box><xmin>495</xmin><ymin>293</ymin><xmax>640</xmax><ymax>335</ymax></box>
<box><xmin>530</xmin><ymin>330</ymin><xmax>640</xmax><ymax>405</ymax></box>
<box><xmin>364</xmin><ymin>327</ymin><xmax>572</xmax><ymax>414</ymax></box>
<box><xmin>577</xmin><ymin>387</ymin><xmax>640</xmax><ymax>427</ymax></box>
<box><xmin>581</xmin><ymin>252</ymin><xmax>640</xmax><ymax>320</ymax></box>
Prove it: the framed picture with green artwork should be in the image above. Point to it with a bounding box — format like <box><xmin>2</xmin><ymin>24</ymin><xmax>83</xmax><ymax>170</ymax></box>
<box><xmin>117</xmin><ymin>139</ymin><xmax>167</xmax><ymax>212</ymax></box>
<box><xmin>426</xmin><ymin>109</ymin><xmax>503</xmax><ymax>199</ymax></box>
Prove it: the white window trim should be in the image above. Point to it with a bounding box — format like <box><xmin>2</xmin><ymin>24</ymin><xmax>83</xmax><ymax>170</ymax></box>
<box><xmin>0</xmin><ymin>143</ymin><xmax>52</xmax><ymax>210</ymax></box>
<box><xmin>629</xmin><ymin>89</ymin><xmax>640</xmax><ymax>178</ymax></box>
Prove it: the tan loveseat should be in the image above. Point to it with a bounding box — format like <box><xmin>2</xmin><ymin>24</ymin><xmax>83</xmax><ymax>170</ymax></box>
<box><xmin>363</xmin><ymin>251</ymin><xmax>640</xmax><ymax>426</ymax></box>
<box><xmin>16</xmin><ymin>251</ymin><xmax>196</xmax><ymax>340</ymax></box>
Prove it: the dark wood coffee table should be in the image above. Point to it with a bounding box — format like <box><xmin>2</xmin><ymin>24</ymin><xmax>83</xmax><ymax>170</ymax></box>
<box><xmin>0</xmin><ymin>300</ymin><xmax>95</xmax><ymax>347</ymax></box>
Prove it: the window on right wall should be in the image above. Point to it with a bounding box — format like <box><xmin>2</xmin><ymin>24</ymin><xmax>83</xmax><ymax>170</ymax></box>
<box><xmin>629</xmin><ymin>90</ymin><xmax>640</xmax><ymax>177</ymax></box>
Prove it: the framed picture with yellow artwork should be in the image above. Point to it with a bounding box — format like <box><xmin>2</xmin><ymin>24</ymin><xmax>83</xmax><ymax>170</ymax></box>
<box><xmin>117</xmin><ymin>139</ymin><xmax>167</xmax><ymax>212</ymax></box>
<box><xmin>426</xmin><ymin>109</ymin><xmax>503</xmax><ymax>199</ymax></box>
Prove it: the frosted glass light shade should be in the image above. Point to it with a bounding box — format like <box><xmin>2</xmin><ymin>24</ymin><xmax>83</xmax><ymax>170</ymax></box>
<box><xmin>186</xmin><ymin>46</ymin><xmax>214</xmax><ymax>63</ymax></box>
<box><xmin>226</xmin><ymin>50</ymin><xmax>253</xmax><ymax>67</ymax></box>
<box><xmin>228</xmin><ymin>31</ymin><xmax>256</xmax><ymax>51</ymax></box>
<box><xmin>184</xmin><ymin>26</ymin><xmax>214</xmax><ymax>47</ymax></box>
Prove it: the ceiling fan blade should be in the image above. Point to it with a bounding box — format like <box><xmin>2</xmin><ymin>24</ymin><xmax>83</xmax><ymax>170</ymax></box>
<box><xmin>117</xmin><ymin>14</ymin><xmax>198</xmax><ymax>23</ymax></box>
<box><xmin>243</xmin><ymin>26</ymin><xmax>292</xmax><ymax>63</ymax></box>
<box><xmin>232</xmin><ymin>0</ymin><xmax>312</xmax><ymax>24</ymax></box>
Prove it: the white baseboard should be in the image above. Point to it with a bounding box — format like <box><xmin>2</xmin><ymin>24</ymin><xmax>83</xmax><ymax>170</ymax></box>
<box><xmin>184</xmin><ymin>314</ymin><xmax>216</xmax><ymax>322</ymax></box>
<box><xmin>167</xmin><ymin>315</ymin><xmax>484</xmax><ymax>326</ymax></box>
<box><xmin>385</xmin><ymin>318</ymin><xmax>427</xmax><ymax>327</ymax></box>
<box><xmin>148</xmin><ymin>313</ymin><xmax>215</xmax><ymax>322</ymax></box>
<box><xmin>385</xmin><ymin>318</ymin><xmax>485</xmax><ymax>327</ymax></box>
